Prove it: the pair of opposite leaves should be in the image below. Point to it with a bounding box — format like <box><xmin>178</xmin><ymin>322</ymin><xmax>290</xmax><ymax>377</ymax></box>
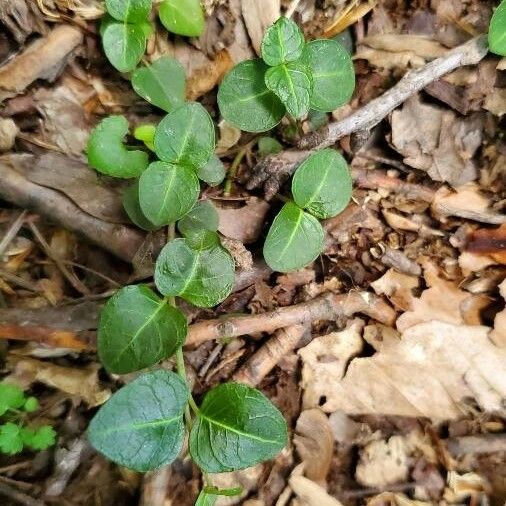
<box><xmin>102</xmin><ymin>0</ymin><xmax>204</xmax><ymax>72</ymax></box>
<box><xmin>218</xmin><ymin>17</ymin><xmax>355</xmax><ymax>132</ymax></box>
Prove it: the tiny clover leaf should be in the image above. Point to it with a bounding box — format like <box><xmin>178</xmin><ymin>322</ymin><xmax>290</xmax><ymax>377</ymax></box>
<box><xmin>302</xmin><ymin>39</ymin><xmax>355</xmax><ymax>112</ymax></box>
<box><xmin>105</xmin><ymin>0</ymin><xmax>151</xmax><ymax>23</ymax></box>
<box><xmin>0</xmin><ymin>382</ymin><xmax>25</xmax><ymax>415</ymax></box>
<box><xmin>102</xmin><ymin>22</ymin><xmax>146</xmax><ymax>72</ymax></box>
<box><xmin>159</xmin><ymin>0</ymin><xmax>205</xmax><ymax>37</ymax></box>
<box><xmin>97</xmin><ymin>284</ymin><xmax>187</xmax><ymax>374</ymax></box>
<box><xmin>21</xmin><ymin>426</ymin><xmax>56</xmax><ymax>451</ymax></box>
<box><xmin>134</xmin><ymin>124</ymin><xmax>156</xmax><ymax>152</ymax></box>
<box><xmin>291</xmin><ymin>148</ymin><xmax>352</xmax><ymax>219</ymax></box>
<box><xmin>0</xmin><ymin>423</ymin><xmax>23</xmax><ymax>455</ymax></box>
<box><xmin>197</xmin><ymin>155</ymin><xmax>226</xmax><ymax>186</ymax></box>
<box><xmin>218</xmin><ymin>59</ymin><xmax>285</xmax><ymax>133</ymax></box>
<box><xmin>139</xmin><ymin>161</ymin><xmax>200</xmax><ymax>227</ymax></box>
<box><xmin>261</xmin><ymin>17</ymin><xmax>305</xmax><ymax>66</ymax></box>
<box><xmin>189</xmin><ymin>383</ymin><xmax>287</xmax><ymax>473</ymax></box>
<box><xmin>154</xmin><ymin>235</ymin><xmax>235</xmax><ymax>308</ymax></box>
<box><xmin>23</xmin><ymin>397</ymin><xmax>39</xmax><ymax>413</ymax></box>
<box><xmin>265</xmin><ymin>62</ymin><xmax>313</xmax><ymax>119</ymax></box>
<box><xmin>132</xmin><ymin>57</ymin><xmax>186</xmax><ymax>113</ymax></box>
<box><xmin>489</xmin><ymin>0</ymin><xmax>506</xmax><ymax>56</ymax></box>
<box><xmin>87</xmin><ymin>116</ymin><xmax>149</xmax><ymax>178</ymax></box>
<box><xmin>123</xmin><ymin>181</ymin><xmax>158</xmax><ymax>231</ymax></box>
<box><xmin>263</xmin><ymin>201</ymin><xmax>324</xmax><ymax>272</ymax></box>
<box><xmin>177</xmin><ymin>200</ymin><xmax>219</xmax><ymax>244</ymax></box>
<box><xmin>154</xmin><ymin>102</ymin><xmax>215</xmax><ymax>170</ymax></box>
<box><xmin>88</xmin><ymin>370</ymin><xmax>189</xmax><ymax>472</ymax></box>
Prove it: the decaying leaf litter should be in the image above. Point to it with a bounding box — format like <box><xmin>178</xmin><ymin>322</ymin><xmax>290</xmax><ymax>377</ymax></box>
<box><xmin>0</xmin><ymin>0</ymin><xmax>505</xmax><ymax>504</ymax></box>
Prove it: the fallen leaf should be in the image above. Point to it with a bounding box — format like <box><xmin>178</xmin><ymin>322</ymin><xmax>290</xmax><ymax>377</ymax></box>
<box><xmin>458</xmin><ymin>251</ymin><xmax>496</xmax><ymax>276</ymax></box>
<box><xmin>0</xmin><ymin>118</ymin><xmax>18</xmax><ymax>151</ymax></box>
<box><xmin>216</xmin><ymin>120</ymin><xmax>241</xmax><ymax>155</ymax></box>
<box><xmin>484</xmin><ymin>88</ymin><xmax>506</xmax><ymax>117</ymax></box>
<box><xmin>371</xmin><ymin>268</ymin><xmax>418</xmax><ymax>311</ymax></box>
<box><xmin>289</xmin><ymin>474</ymin><xmax>344</xmax><ymax>506</ymax></box>
<box><xmin>466</xmin><ymin>224</ymin><xmax>506</xmax><ymax>264</ymax></box>
<box><xmin>241</xmin><ymin>0</ymin><xmax>280</xmax><ymax>55</ymax></box>
<box><xmin>444</xmin><ymin>471</ymin><xmax>488</xmax><ymax>502</ymax></box>
<box><xmin>6</xmin><ymin>356</ymin><xmax>110</xmax><ymax>407</ymax></box>
<box><xmin>355</xmin><ymin>48</ymin><xmax>426</xmax><ymax>69</ymax></box>
<box><xmin>362</xmin><ymin>35</ymin><xmax>447</xmax><ymax>59</ymax></box>
<box><xmin>367</xmin><ymin>492</ymin><xmax>432</xmax><ymax>506</ymax></box>
<box><xmin>491</xmin><ymin>280</ymin><xmax>506</xmax><ymax>348</ymax></box>
<box><xmin>390</xmin><ymin>96</ymin><xmax>482</xmax><ymax>187</ymax></box>
<box><xmin>356</xmin><ymin>436</ymin><xmax>410</xmax><ymax>488</ymax></box>
<box><xmin>294</xmin><ymin>409</ymin><xmax>333</xmax><ymax>484</ymax></box>
<box><xmin>300</xmin><ymin>320</ymin><xmax>506</xmax><ymax>420</ymax></box>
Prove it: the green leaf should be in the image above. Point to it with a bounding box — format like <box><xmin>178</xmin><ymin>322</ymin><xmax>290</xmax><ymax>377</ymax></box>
<box><xmin>97</xmin><ymin>285</ymin><xmax>187</xmax><ymax>374</ymax></box>
<box><xmin>139</xmin><ymin>161</ymin><xmax>200</xmax><ymax>227</ymax></box>
<box><xmin>489</xmin><ymin>0</ymin><xmax>506</xmax><ymax>56</ymax></box>
<box><xmin>154</xmin><ymin>102</ymin><xmax>215</xmax><ymax>170</ymax></box>
<box><xmin>132</xmin><ymin>57</ymin><xmax>186</xmax><ymax>112</ymax></box>
<box><xmin>22</xmin><ymin>426</ymin><xmax>56</xmax><ymax>450</ymax></box>
<box><xmin>196</xmin><ymin>486</ymin><xmax>243</xmax><ymax>505</ymax></box>
<box><xmin>258</xmin><ymin>136</ymin><xmax>283</xmax><ymax>157</ymax></box>
<box><xmin>23</xmin><ymin>397</ymin><xmax>39</xmax><ymax>413</ymax></box>
<box><xmin>158</xmin><ymin>0</ymin><xmax>205</xmax><ymax>37</ymax></box>
<box><xmin>0</xmin><ymin>383</ymin><xmax>25</xmax><ymax>415</ymax></box>
<box><xmin>265</xmin><ymin>62</ymin><xmax>313</xmax><ymax>119</ymax></box>
<box><xmin>0</xmin><ymin>423</ymin><xmax>23</xmax><ymax>455</ymax></box>
<box><xmin>302</xmin><ymin>39</ymin><xmax>355</xmax><ymax>112</ymax></box>
<box><xmin>261</xmin><ymin>17</ymin><xmax>305</xmax><ymax>66</ymax></box>
<box><xmin>177</xmin><ymin>200</ymin><xmax>219</xmax><ymax>242</ymax></box>
<box><xmin>88</xmin><ymin>370</ymin><xmax>189</xmax><ymax>472</ymax></box>
<box><xmin>263</xmin><ymin>202</ymin><xmax>324</xmax><ymax>272</ymax></box>
<box><xmin>197</xmin><ymin>154</ymin><xmax>226</xmax><ymax>186</ymax></box>
<box><xmin>134</xmin><ymin>124</ymin><xmax>156</xmax><ymax>151</ymax></box>
<box><xmin>102</xmin><ymin>22</ymin><xmax>147</xmax><ymax>72</ymax></box>
<box><xmin>87</xmin><ymin>116</ymin><xmax>149</xmax><ymax>178</ymax></box>
<box><xmin>123</xmin><ymin>181</ymin><xmax>159</xmax><ymax>231</ymax></box>
<box><xmin>155</xmin><ymin>236</ymin><xmax>235</xmax><ymax>308</ymax></box>
<box><xmin>105</xmin><ymin>0</ymin><xmax>151</xmax><ymax>23</ymax></box>
<box><xmin>195</xmin><ymin>490</ymin><xmax>217</xmax><ymax>506</ymax></box>
<box><xmin>291</xmin><ymin>148</ymin><xmax>352</xmax><ymax>219</ymax></box>
<box><xmin>189</xmin><ymin>383</ymin><xmax>287</xmax><ymax>473</ymax></box>
<box><xmin>218</xmin><ymin>59</ymin><xmax>285</xmax><ymax>133</ymax></box>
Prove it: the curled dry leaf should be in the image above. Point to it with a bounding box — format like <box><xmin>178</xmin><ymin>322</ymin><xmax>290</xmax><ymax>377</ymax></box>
<box><xmin>294</xmin><ymin>409</ymin><xmax>333</xmax><ymax>484</ymax></box>
<box><xmin>444</xmin><ymin>471</ymin><xmax>488</xmax><ymax>502</ymax></box>
<box><xmin>361</xmin><ymin>34</ymin><xmax>447</xmax><ymax>60</ymax></box>
<box><xmin>371</xmin><ymin>268</ymin><xmax>418</xmax><ymax>311</ymax></box>
<box><xmin>289</xmin><ymin>473</ymin><xmax>345</xmax><ymax>506</ymax></box>
<box><xmin>490</xmin><ymin>280</ymin><xmax>506</xmax><ymax>348</ymax></box>
<box><xmin>6</xmin><ymin>356</ymin><xmax>110</xmax><ymax>407</ymax></box>
<box><xmin>356</xmin><ymin>436</ymin><xmax>410</xmax><ymax>488</ymax></box>
<box><xmin>301</xmin><ymin>320</ymin><xmax>506</xmax><ymax>420</ymax></box>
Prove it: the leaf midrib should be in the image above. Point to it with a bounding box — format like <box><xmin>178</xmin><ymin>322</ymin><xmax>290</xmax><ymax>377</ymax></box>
<box><xmin>278</xmin><ymin>206</ymin><xmax>303</xmax><ymax>261</ymax></box>
<box><xmin>97</xmin><ymin>414</ymin><xmax>181</xmax><ymax>436</ymax></box>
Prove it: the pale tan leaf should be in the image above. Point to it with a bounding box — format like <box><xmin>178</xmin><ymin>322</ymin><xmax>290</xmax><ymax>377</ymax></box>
<box><xmin>362</xmin><ymin>35</ymin><xmax>447</xmax><ymax>59</ymax></box>
<box><xmin>241</xmin><ymin>0</ymin><xmax>280</xmax><ymax>55</ymax></box>
<box><xmin>289</xmin><ymin>475</ymin><xmax>345</xmax><ymax>506</ymax></box>
<box><xmin>371</xmin><ymin>268</ymin><xmax>418</xmax><ymax>311</ymax></box>
<box><xmin>491</xmin><ymin>279</ymin><xmax>506</xmax><ymax>348</ymax></box>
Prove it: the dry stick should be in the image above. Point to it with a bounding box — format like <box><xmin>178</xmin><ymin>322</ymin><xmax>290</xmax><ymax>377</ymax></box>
<box><xmin>248</xmin><ymin>35</ymin><xmax>488</xmax><ymax>198</ymax></box>
<box><xmin>187</xmin><ymin>291</ymin><xmax>395</xmax><ymax>346</ymax></box>
<box><xmin>0</xmin><ymin>480</ymin><xmax>45</xmax><ymax>506</ymax></box>
<box><xmin>0</xmin><ymin>160</ymin><xmax>145</xmax><ymax>263</ymax></box>
<box><xmin>0</xmin><ymin>210</ymin><xmax>27</xmax><ymax>258</ymax></box>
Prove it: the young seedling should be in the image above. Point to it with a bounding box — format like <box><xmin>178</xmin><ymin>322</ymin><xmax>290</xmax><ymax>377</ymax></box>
<box><xmin>218</xmin><ymin>16</ymin><xmax>355</xmax><ymax>132</ymax></box>
<box><xmin>0</xmin><ymin>382</ymin><xmax>56</xmax><ymax>455</ymax></box>
<box><xmin>489</xmin><ymin>0</ymin><xmax>506</xmax><ymax>56</ymax></box>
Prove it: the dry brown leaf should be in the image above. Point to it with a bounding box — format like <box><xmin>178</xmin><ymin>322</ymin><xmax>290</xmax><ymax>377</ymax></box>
<box><xmin>355</xmin><ymin>48</ymin><xmax>426</xmax><ymax>69</ymax></box>
<box><xmin>390</xmin><ymin>96</ymin><xmax>482</xmax><ymax>187</ymax></box>
<box><xmin>0</xmin><ymin>118</ymin><xmax>19</xmax><ymax>151</ymax></box>
<box><xmin>299</xmin><ymin>320</ymin><xmax>364</xmax><ymax>412</ymax></box>
<box><xmin>6</xmin><ymin>356</ymin><xmax>110</xmax><ymax>407</ymax></box>
<box><xmin>362</xmin><ymin>35</ymin><xmax>447</xmax><ymax>59</ymax></box>
<box><xmin>371</xmin><ymin>268</ymin><xmax>418</xmax><ymax>311</ymax></box>
<box><xmin>466</xmin><ymin>224</ymin><xmax>506</xmax><ymax>264</ymax></box>
<box><xmin>367</xmin><ymin>492</ymin><xmax>431</xmax><ymax>506</ymax></box>
<box><xmin>289</xmin><ymin>474</ymin><xmax>344</xmax><ymax>506</ymax></box>
<box><xmin>241</xmin><ymin>0</ymin><xmax>280</xmax><ymax>55</ymax></box>
<box><xmin>444</xmin><ymin>472</ymin><xmax>488</xmax><ymax>502</ymax></box>
<box><xmin>220</xmin><ymin>236</ymin><xmax>253</xmax><ymax>271</ymax></box>
<box><xmin>300</xmin><ymin>320</ymin><xmax>506</xmax><ymax>421</ymax></box>
<box><xmin>356</xmin><ymin>436</ymin><xmax>410</xmax><ymax>488</ymax></box>
<box><xmin>216</xmin><ymin>120</ymin><xmax>241</xmax><ymax>155</ymax></box>
<box><xmin>484</xmin><ymin>88</ymin><xmax>506</xmax><ymax>117</ymax></box>
<box><xmin>294</xmin><ymin>409</ymin><xmax>333</xmax><ymax>484</ymax></box>
<box><xmin>458</xmin><ymin>252</ymin><xmax>496</xmax><ymax>276</ymax></box>
<box><xmin>491</xmin><ymin>279</ymin><xmax>506</xmax><ymax>348</ymax></box>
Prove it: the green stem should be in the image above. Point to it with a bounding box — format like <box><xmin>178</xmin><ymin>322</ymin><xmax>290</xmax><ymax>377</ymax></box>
<box><xmin>223</xmin><ymin>148</ymin><xmax>247</xmax><ymax>197</ymax></box>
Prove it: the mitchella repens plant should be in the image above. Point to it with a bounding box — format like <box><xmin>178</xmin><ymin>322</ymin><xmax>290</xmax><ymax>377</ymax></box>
<box><xmin>87</xmin><ymin>3</ymin><xmax>357</xmax><ymax>504</ymax></box>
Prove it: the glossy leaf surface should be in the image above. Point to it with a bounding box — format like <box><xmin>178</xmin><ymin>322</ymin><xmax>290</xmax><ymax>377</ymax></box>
<box><xmin>197</xmin><ymin>154</ymin><xmax>226</xmax><ymax>186</ymax></box>
<box><xmin>158</xmin><ymin>0</ymin><xmax>205</xmax><ymax>37</ymax></box>
<box><xmin>123</xmin><ymin>181</ymin><xmax>158</xmax><ymax>231</ymax></box>
<box><xmin>489</xmin><ymin>0</ymin><xmax>506</xmax><ymax>56</ymax></box>
<box><xmin>88</xmin><ymin>370</ymin><xmax>189</xmax><ymax>472</ymax></box>
<box><xmin>177</xmin><ymin>200</ymin><xmax>219</xmax><ymax>241</ymax></box>
<box><xmin>190</xmin><ymin>383</ymin><xmax>287</xmax><ymax>472</ymax></box>
<box><xmin>105</xmin><ymin>0</ymin><xmax>151</xmax><ymax>23</ymax></box>
<box><xmin>97</xmin><ymin>285</ymin><xmax>187</xmax><ymax>373</ymax></box>
<box><xmin>263</xmin><ymin>202</ymin><xmax>324</xmax><ymax>272</ymax></box>
<box><xmin>102</xmin><ymin>22</ymin><xmax>146</xmax><ymax>72</ymax></box>
<box><xmin>261</xmin><ymin>17</ymin><xmax>305</xmax><ymax>66</ymax></box>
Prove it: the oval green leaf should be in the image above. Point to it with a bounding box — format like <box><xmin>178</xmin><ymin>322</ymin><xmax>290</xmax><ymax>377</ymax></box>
<box><xmin>189</xmin><ymin>382</ymin><xmax>287</xmax><ymax>473</ymax></box>
<box><xmin>489</xmin><ymin>0</ymin><xmax>506</xmax><ymax>56</ymax></box>
<box><xmin>261</xmin><ymin>17</ymin><xmax>305</xmax><ymax>66</ymax></box>
<box><xmin>197</xmin><ymin>154</ymin><xmax>226</xmax><ymax>186</ymax></box>
<box><xmin>302</xmin><ymin>39</ymin><xmax>355</xmax><ymax>112</ymax></box>
<box><xmin>263</xmin><ymin>201</ymin><xmax>324</xmax><ymax>272</ymax></box>
<box><xmin>132</xmin><ymin>56</ymin><xmax>186</xmax><ymax>112</ymax></box>
<box><xmin>218</xmin><ymin>59</ymin><xmax>285</xmax><ymax>133</ymax></box>
<box><xmin>178</xmin><ymin>200</ymin><xmax>219</xmax><ymax>238</ymax></box>
<box><xmin>292</xmin><ymin>148</ymin><xmax>352</xmax><ymax>219</ymax></box>
<box><xmin>88</xmin><ymin>370</ymin><xmax>189</xmax><ymax>472</ymax></box>
<box><xmin>105</xmin><ymin>0</ymin><xmax>151</xmax><ymax>23</ymax></box>
<box><xmin>97</xmin><ymin>285</ymin><xmax>188</xmax><ymax>374</ymax></box>
<box><xmin>123</xmin><ymin>181</ymin><xmax>158</xmax><ymax>231</ymax></box>
<box><xmin>158</xmin><ymin>0</ymin><xmax>205</xmax><ymax>37</ymax></box>
<box><xmin>265</xmin><ymin>62</ymin><xmax>313</xmax><ymax>119</ymax></box>
<box><xmin>154</xmin><ymin>102</ymin><xmax>215</xmax><ymax>169</ymax></box>
<box><xmin>154</xmin><ymin>236</ymin><xmax>235</xmax><ymax>308</ymax></box>
<box><xmin>87</xmin><ymin>116</ymin><xmax>149</xmax><ymax>178</ymax></box>
<box><xmin>139</xmin><ymin>161</ymin><xmax>200</xmax><ymax>227</ymax></box>
<box><xmin>102</xmin><ymin>22</ymin><xmax>146</xmax><ymax>72</ymax></box>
